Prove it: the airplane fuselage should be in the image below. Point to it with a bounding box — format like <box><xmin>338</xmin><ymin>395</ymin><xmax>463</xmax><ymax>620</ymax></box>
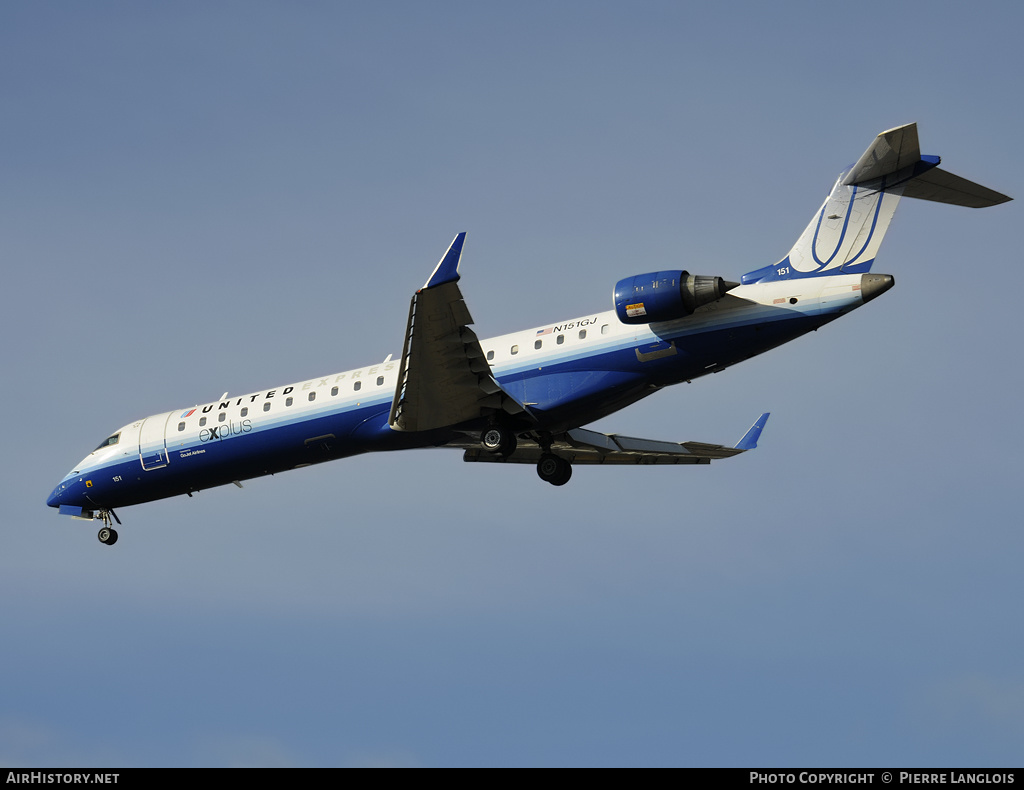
<box><xmin>46</xmin><ymin>271</ymin><xmax>881</xmax><ymax>514</ymax></box>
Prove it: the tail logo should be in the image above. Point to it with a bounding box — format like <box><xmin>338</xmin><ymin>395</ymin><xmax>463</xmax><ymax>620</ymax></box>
<box><xmin>790</xmin><ymin>179</ymin><xmax>888</xmax><ymax>276</ymax></box>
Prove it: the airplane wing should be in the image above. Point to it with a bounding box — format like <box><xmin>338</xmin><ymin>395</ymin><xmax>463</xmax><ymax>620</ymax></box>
<box><xmin>388</xmin><ymin>233</ymin><xmax>528</xmax><ymax>432</ymax></box>
<box><xmin>463</xmin><ymin>413</ymin><xmax>770</xmax><ymax>465</ymax></box>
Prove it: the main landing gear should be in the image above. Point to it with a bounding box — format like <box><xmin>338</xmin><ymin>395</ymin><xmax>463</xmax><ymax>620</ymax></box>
<box><xmin>96</xmin><ymin>509</ymin><xmax>121</xmax><ymax>546</ymax></box>
<box><xmin>479</xmin><ymin>425</ymin><xmax>573</xmax><ymax>486</ymax></box>
<box><xmin>480</xmin><ymin>425</ymin><xmax>517</xmax><ymax>458</ymax></box>
<box><xmin>537</xmin><ymin>453</ymin><xmax>572</xmax><ymax>486</ymax></box>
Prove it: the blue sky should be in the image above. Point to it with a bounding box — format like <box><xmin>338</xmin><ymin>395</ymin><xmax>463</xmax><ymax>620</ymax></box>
<box><xmin>3</xmin><ymin>1</ymin><xmax>1022</xmax><ymax>767</ymax></box>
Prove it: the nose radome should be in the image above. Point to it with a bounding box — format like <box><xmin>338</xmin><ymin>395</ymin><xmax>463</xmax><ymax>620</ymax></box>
<box><xmin>46</xmin><ymin>487</ymin><xmax>60</xmax><ymax>508</ymax></box>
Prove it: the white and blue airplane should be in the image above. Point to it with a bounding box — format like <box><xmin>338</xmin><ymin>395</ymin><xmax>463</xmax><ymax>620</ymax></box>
<box><xmin>47</xmin><ymin>123</ymin><xmax>1010</xmax><ymax>545</ymax></box>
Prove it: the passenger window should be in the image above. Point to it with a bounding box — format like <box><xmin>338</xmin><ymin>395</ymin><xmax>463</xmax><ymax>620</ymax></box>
<box><xmin>286</xmin><ymin>397</ymin><xmax>293</xmax><ymax>407</ymax></box>
<box><xmin>240</xmin><ymin>407</ymin><xmax>248</xmax><ymax>417</ymax></box>
<box><xmin>177</xmin><ymin>422</ymin><xmax>185</xmax><ymax>432</ymax></box>
<box><xmin>263</xmin><ymin>402</ymin><xmax>271</xmax><ymax>412</ymax></box>
<box><xmin>354</xmin><ymin>381</ymin><xmax>361</xmax><ymax>391</ymax></box>
<box><xmin>331</xmin><ymin>386</ymin><xmax>339</xmax><ymax>396</ymax></box>
<box><xmin>511</xmin><ymin>345</ymin><xmax>519</xmax><ymax>355</ymax></box>
<box><xmin>534</xmin><ymin>339</ymin><xmax>542</xmax><ymax>349</ymax></box>
<box><xmin>579</xmin><ymin>329</ymin><xmax>587</xmax><ymax>340</ymax></box>
<box><xmin>486</xmin><ymin>350</ymin><xmax>494</xmax><ymax>361</ymax></box>
<box><xmin>218</xmin><ymin>412</ymin><xmax>226</xmax><ymax>422</ymax></box>
<box><xmin>199</xmin><ymin>417</ymin><xmax>207</xmax><ymax>427</ymax></box>
<box><xmin>376</xmin><ymin>376</ymin><xmax>384</xmax><ymax>386</ymax></box>
<box><xmin>308</xmin><ymin>392</ymin><xmax>316</xmax><ymax>402</ymax></box>
<box><xmin>556</xmin><ymin>334</ymin><xmax>564</xmax><ymax>345</ymax></box>
<box><xmin>601</xmin><ymin>324</ymin><xmax>609</xmax><ymax>334</ymax></box>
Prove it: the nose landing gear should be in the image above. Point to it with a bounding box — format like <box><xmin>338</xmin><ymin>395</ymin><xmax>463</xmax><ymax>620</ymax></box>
<box><xmin>96</xmin><ymin>509</ymin><xmax>121</xmax><ymax>546</ymax></box>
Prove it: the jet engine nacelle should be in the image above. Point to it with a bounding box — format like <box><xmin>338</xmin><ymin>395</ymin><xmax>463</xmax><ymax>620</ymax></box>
<box><xmin>613</xmin><ymin>270</ymin><xmax>734</xmax><ymax>324</ymax></box>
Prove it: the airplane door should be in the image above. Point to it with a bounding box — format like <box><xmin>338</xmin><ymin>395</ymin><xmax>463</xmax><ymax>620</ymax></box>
<box><xmin>138</xmin><ymin>411</ymin><xmax>173</xmax><ymax>471</ymax></box>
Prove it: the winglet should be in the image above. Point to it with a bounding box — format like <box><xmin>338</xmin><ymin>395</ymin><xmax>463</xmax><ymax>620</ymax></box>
<box><xmin>734</xmin><ymin>412</ymin><xmax>770</xmax><ymax>450</ymax></box>
<box><xmin>422</xmin><ymin>232</ymin><xmax>466</xmax><ymax>290</ymax></box>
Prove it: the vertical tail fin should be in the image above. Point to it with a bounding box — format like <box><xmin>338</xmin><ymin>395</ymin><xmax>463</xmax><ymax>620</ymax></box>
<box><xmin>742</xmin><ymin>123</ymin><xmax>1010</xmax><ymax>285</ymax></box>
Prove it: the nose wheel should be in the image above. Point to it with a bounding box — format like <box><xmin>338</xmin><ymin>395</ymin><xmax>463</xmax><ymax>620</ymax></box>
<box><xmin>95</xmin><ymin>509</ymin><xmax>121</xmax><ymax>546</ymax></box>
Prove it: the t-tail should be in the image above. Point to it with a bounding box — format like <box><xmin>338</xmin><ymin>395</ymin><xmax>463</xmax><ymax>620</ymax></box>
<box><xmin>742</xmin><ymin>123</ymin><xmax>1011</xmax><ymax>285</ymax></box>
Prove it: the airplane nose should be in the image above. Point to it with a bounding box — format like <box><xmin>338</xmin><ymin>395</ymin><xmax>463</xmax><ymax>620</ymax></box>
<box><xmin>46</xmin><ymin>486</ymin><xmax>61</xmax><ymax>508</ymax></box>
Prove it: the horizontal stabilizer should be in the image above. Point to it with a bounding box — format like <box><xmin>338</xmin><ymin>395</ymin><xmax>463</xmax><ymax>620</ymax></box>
<box><xmin>842</xmin><ymin>123</ymin><xmax>1010</xmax><ymax>207</ymax></box>
<box><xmin>901</xmin><ymin>166</ymin><xmax>1011</xmax><ymax>208</ymax></box>
<box><xmin>842</xmin><ymin>123</ymin><xmax>922</xmax><ymax>186</ymax></box>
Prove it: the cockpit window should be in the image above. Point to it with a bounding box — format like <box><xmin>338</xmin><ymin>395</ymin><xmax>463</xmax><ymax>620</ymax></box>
<box><xmin>94</xmin><ymin>433</ymin><xmax>120</xmax><ymax>452</ymax></box>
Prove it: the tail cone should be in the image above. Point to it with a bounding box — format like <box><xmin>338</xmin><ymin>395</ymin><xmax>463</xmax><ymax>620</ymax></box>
<box><xmin>860</xmin><ymin>273</ymin><xmax>895</xmax><ymax>303</ymax></box>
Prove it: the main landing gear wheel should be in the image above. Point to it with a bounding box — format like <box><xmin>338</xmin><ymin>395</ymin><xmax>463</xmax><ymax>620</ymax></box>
<box><xmin>481</xmin><ymin>425</ymin><xmax>517</xmax><ymax>458</ymax></box>
<box><xmin>537</xmin><ymin>453</ymin><xmax>572</xmax><ymax>486</ymax></box>
<box><xmin>98</xmin><ymin>527</ymin><xmax>118</xmax><ymax>546</ymax></box>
